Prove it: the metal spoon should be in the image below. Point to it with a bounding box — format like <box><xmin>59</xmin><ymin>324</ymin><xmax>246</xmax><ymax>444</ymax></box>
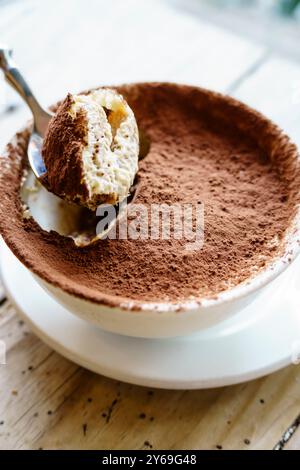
<box><xmin>0</xmin><ymin>45</ymin><xmax>51</xmax><ymax>179</ymax></box>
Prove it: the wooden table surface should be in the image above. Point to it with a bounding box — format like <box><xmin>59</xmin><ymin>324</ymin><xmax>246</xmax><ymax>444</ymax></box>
<box><xmin>1</xmin><ymin>0</ymin><xmax>300</xmax><ymax>450</ymax></box>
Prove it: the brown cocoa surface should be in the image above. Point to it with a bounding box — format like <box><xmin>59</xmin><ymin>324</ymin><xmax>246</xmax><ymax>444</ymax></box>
<box><xmin>41</xmin><ymin>93</ymin><xmax>90</xmax><ymax>204</ymax></box>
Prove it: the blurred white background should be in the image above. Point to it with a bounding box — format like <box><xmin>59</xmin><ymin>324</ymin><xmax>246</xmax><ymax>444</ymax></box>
<box><xmin>173</xmin><ymin>0</ymin><xmax>300</xmax><ymax>60</ymax></box>
<box><xmin>1</xmin><ymin>0</ymin><xmax>300</xmax><ymax>145</ymax></box>
<box><xmin>0</xmin><ymin>0</ymin><xmax>263</xmax><ymax>139</ymax></box>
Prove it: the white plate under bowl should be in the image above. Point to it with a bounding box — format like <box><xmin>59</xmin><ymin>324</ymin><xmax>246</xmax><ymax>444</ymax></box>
<box><xmin>1</xmin><ymin>240</ymin><xmax>300</xmax><ymax>389</ymax></box>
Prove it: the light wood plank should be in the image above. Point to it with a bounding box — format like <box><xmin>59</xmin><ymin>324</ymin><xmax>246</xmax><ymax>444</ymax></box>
<box><xmin>1</xmin><ymin>296</ymin><xmax>300</xmax><ymax>449</ymax></box>
<box><xmin>35</xmin><ymin>365</ymin><xmax>300</xmax><ymax>450</ymax></box>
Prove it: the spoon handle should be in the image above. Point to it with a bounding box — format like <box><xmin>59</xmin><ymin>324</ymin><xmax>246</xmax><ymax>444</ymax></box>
<box><xmin>0</xmin><ymin>45</ymin><xmax>50</xmax><ymax>135</ymax></box>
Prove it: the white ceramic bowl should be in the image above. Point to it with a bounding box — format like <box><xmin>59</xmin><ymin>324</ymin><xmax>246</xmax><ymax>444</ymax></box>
<box><xmin>1</xmin><ymin>84</ymin><xmax>300</xmax><ymax>338</ymax></box>
<box><xmin>34</xmin><ymin>274</ymin><xmax>262</xmax><ymax>337</ymax></box>
<box><xmin>21</xmin><ymin>165</ymin><xmax>300</xmax><ymax>338</ymax></box>
<box><xmin>31</xmin><ymin>243</ymin><xmax>296</xmax><ymax>338</ymax></box>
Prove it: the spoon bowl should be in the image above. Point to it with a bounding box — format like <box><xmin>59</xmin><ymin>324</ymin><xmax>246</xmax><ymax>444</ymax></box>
<box><xmin>28</xmin><ymin>132</ymin><xmax>47</xmax><ymax>178</ymax></box>
<box><xmin>0</xmin><ymin>46</ymin><xmax>147</xmax><ymax>247</ymax></box>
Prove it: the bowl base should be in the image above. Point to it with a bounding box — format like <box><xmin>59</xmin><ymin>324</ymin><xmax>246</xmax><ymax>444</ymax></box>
<box><xmin>1</xmin><ymin>240</ymin><xmax>300</xmax><ymax>389</ymax></box>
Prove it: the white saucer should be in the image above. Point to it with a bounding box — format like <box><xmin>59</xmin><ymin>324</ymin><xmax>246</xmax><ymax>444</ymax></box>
<box><xmin>1</xmin><ymin>240</ymin><xmax>300</xmax><ymax>389</ymax></box>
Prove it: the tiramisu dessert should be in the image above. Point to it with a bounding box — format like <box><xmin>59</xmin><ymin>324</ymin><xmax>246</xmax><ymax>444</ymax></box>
<box><xmin>42</xmin><ymin>89</ymin><xmax>139</xmax><ymax>210</ymax></box>
<box><xmin>0</xmin><ymin>83</ymin><xmax>299</xmax><ymax>309</ymax></box>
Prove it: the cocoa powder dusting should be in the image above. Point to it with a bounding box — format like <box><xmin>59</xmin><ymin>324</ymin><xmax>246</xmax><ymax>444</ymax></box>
<box><xmin>0</xmin><ymin>83</ymin><xmax>299</xmax><ymax>307</ymax></box>
<box><xmin>41</xmin><ymin>93</ymin><xmax>89</xmax><ymax>202</ymax></box>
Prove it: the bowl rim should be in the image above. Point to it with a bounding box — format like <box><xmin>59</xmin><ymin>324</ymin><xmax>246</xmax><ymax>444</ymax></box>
<box><xmin>1</xmin><ymin>81</ymin><xmax>300</xmax><ymax>313</ymax></box>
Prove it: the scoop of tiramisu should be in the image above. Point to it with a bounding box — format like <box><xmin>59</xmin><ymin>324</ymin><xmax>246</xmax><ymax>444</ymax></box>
<box><xmin>42</xmin><ymin>89</ymin><xmax>139</xmax><ymax>211</ymax></box>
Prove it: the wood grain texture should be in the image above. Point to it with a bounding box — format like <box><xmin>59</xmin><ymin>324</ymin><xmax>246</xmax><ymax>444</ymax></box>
<box><xmin>1</xmin><ymin>293</ymin><xmax>300</xmax><ymax>450</ymax></box>
<box><xmin>1</xmin><ymin>0</ymin><xmax>300</xmax><ymax>451</ymax></box>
